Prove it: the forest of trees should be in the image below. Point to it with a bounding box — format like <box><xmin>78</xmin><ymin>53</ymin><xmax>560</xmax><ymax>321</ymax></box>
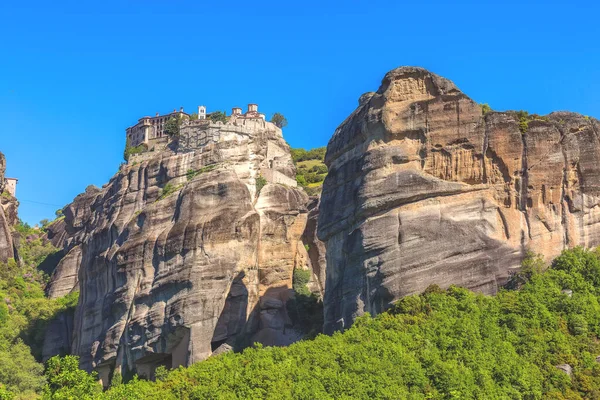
<box><xmin>0</xmin><ymin>221</ymin><xmax>78</xmax><ymax>399</ymax></box>
<box><xmin>291</xmin><ymin>147</ymin><xmax>328</xmax><ymax>196</ymax></box>
<box><xmin>5</xmin><ymin>243</ymin><xmax>600</xmax><ymax>398</ymax></box>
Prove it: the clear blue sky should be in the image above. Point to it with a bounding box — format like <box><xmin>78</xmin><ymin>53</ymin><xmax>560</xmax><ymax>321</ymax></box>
<box><xmin>1</xmin><ymin>0</ymin><xmax>598</xmax><ymax>225</ymax></box>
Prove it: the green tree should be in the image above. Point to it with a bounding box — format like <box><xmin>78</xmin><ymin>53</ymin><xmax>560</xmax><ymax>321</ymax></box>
<box><xmin>310</xmin><ymin>164</ymin><xmax>328</xmax><ymax>174</ymax></box>
<box><xmin>255</xmin><ymin>175</ymin><xmax>267</xmax><ymax>195</ymax></box>
<box><xmin>0</xmin><ymin>384</ymin><xmax>13</xmax><ymax>400</ymax></box>
<box><xmin>55</xmin><ymin>209</ymin><xmax>63</xmax><ymax>218</ymax></box>
<box><xmin>208</xmin><ymin>111</ymin><xmax>228</xmax><ymax>124</ymax></box>
<box><xmin>480</xmin><ymin>103</ymin><xmax>492</xmax><ymax>115</ymax></box>
<box><xmin>123</xmin><ymin>143</ymin><xmax>146</xmax><ymax>161</ymax></box>
<box><xmin>290</xmin><ymin>147</ymin><xmax>326</xmax><ymax>163</ymax></box>
<box><xmin>516</xmin><ymin>110</ymin><xmax>530</xmax><ymax>134</ymax></box>
<box><xmin>270</xmin><ymin>112</ymin><xmax>288</xmax><ymax>128</ymax></box>
<box><xmin>43</xmin><ymin>356</ymin><xmax>102</xmax><ymax>400</ymax></box>
<box><xmin>163</xmin><ymin>116</ymin><xmax>182</xmax><ymax>138</ymax></box>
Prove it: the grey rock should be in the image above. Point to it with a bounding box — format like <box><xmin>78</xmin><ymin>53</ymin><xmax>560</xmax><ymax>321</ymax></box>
<box><xmin>260</xmin><ymin>296</ymin><xmax>284</xmax><ymax>310</ymax></box>
<box><xmin>0</xmin><ymin>152</ymin><xmax>17</xmax><ymax>263</ymax></box>
<box><xmin>42</xmin><ymin>309</ymin><xmax>74</xmax><ymax>362</ymax></box>
<box><xmin>44</xmin><ymin>121</ymin><xmax>311</xmax><ymax>386</ymax></box>
<box><xmin>302</xmin><ymin>197</ymin><xmax>326</xmax><ymax>297</ymax></box>
<box><xmin>556</xmin><ymin>364</ymin><xmax>573</xmax><ymax>376</ymax></box>
<box><xmin>318</xmin><ymin>66</ymin><xmax>600</xmax><ymax>333</ymax></box>
<box><xmin>211</xmin><ymin>343</ymin><xmax>233</xmax><ymax>356</ymax></box>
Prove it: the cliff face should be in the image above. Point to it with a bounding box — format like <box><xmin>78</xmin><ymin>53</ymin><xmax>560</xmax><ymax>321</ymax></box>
<box><xmin>0</xmin><ymin>152</ymin><xmax>17</xmax><ymax>263</ymax></box>
<box><xmin>318</xmin><ymin>66</ymin><xmax>600</xmax><ymax>333</ymax></box>
<box><xmin>46</xmin><ymin>121</ymin><xmax>312</xmax><ymax>383</ymax></box>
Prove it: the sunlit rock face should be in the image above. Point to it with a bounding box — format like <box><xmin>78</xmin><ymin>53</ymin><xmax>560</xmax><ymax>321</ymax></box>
<box><xmin>318</xmin><ymin>66</ymin><xmax>600</xmax><ymax>334</ymax></box>
<box><xmin>0</xmin><ymin>152</ymin><xmax>17</xmax><ymax>263</ymax></box>
<box><xmin>45</xmin><ymin>122</ymin><xmax>313</xmax><ymax>384</ymax></box>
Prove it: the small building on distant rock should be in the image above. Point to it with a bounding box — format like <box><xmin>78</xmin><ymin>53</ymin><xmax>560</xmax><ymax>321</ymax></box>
<box><xmin>126</xmin><ymin>104</ymin><xmax>268</xmax><ymax>150</ymax></box>
<box><xmin>4</xmin><ymin>178</ymin><xmax>17</xmax><ymax>197</ymax></box>
<box><xmin>126</xmin><ymin>108</ymin><xmax>190</xmax><ymax>148</ymax></box>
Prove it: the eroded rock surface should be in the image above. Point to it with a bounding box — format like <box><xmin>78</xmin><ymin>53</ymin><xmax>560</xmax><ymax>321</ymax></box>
<box><xmin>0</xmin><ymin>152</ymin><xmax>17</xmax><ymax>262</ymax></box>
<box><xmin>46</xmin><ymin>121</ymin><xmax>311</xmax><ymax>383</ymax></box>
<box><xmin>303</xmin><ymin>197</ymin><xmax>326</xmax><ymax>296</ymax></box>
<box><xmin>318</xmin><ymin>66</ymin><xmax>600</xmax><ymax>333</ymax></box>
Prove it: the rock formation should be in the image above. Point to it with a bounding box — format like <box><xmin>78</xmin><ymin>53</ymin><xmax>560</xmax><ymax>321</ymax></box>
<box><xmin>0</xmin><ymin>152</ymin><xmax>17</xmax><ymax>263</ymax></box>
<box><xmin>45</xmin><ymin>119</ymin><xmax>313</xmax><ymax>384</ymax></box>
<box><xmin>302</xmin><ymin>197</ymin><xmax>326</xmax><ymax>296</ymax></box>
<box><xmin>318</xmin><ymin>66</ymin><xmax>600</xmax><ymax>333</ymax></box>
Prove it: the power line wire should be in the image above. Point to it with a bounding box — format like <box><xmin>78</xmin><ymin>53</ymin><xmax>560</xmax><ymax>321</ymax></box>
<box><xmin>16</xmin><ymin>199</ymin><xmax>64</xmax><ymax>207</ymax></box>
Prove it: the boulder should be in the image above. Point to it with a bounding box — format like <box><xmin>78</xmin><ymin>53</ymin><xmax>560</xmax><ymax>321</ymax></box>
<box><xmin>556</xmin><ymin>364</ymin><xmax>573</xmax><ymax>376</ymax></box>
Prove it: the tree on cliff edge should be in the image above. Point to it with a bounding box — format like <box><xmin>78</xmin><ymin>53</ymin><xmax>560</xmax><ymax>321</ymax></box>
<box><xmin>270</xmin><ymin>113</ymin><xmax>288</xmax><ymax>128</ymax></box>
<box><xmin>164</xmin><ymin>116</ymin><xmax>182</xmax><ymax>138</ymax></box>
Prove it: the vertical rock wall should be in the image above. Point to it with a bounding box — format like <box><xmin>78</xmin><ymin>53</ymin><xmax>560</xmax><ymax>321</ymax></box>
<box><xmin>0</xmin><ymin>152</ymin><xmax>17</xmax><ymax>263</ymax></box>
<box><xmin>45</xmin><ymin>122</ymin><xmax>312</xmax><ymax>384</ymax></box>
<box><xmin>318</xmin><ymin>66</ymin><xmax>600</xmax><ymax>333</ymax></box>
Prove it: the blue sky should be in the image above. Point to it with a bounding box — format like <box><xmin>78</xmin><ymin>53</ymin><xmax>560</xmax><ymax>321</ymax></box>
<box><xmin>1</xmin><ymin>0</ymin><xmax>598</xmax><ymax>225</ymax></box>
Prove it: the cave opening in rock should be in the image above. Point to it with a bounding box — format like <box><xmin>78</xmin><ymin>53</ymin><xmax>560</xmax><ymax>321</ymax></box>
<box><xmin>211</xmin><ymin>338</ymin><xmax>228</xmax><ymax>352</ymax></box>
<box><xmin>211</xmin><ymin>271</ymin><xmax>249</xmax><ymax>353</ymax></box>
<box><xmin>135</xmin><ymin>353</ymin><xmax>173</xmax><ymax>380</ymax></box>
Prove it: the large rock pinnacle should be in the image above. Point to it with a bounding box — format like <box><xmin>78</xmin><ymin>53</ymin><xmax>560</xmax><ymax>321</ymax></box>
<box><xmin>45</xmin><ymin>119</ymin><xmax>315</xmax><ymax>384</ymax></box>
<box><xmin>318</xmin><ymin>66</ymin><xmax>600</xmax><ymax>333</ymax></box>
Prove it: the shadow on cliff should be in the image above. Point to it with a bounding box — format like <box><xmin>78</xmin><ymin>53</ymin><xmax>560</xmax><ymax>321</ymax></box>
<box><xmin>211</xmin><ymin>279</ymin><xmax>320</xmax><ymax>353</ymax></box>
<box><xmin>210</xmin><ymin>271</ymin><xmax>249</xmax><ymax>353</ymax></box>
<box><xmin>242</xmin><ymin>285</ymin><xmax>298</xmax><ymax>349</ymax></box>
<box><xmin>37</xmin><ymin>249</ymin><xmax>65</xmax><ymax>277</ymax></box>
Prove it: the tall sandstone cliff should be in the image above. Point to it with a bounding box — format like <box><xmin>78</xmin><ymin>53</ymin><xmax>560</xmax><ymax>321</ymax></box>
<box><xmin>318</xmin><ymin>66</ymin><xmax>600</xmax><ymax>333</ymax></box>
<box><xmin>0</xmin><ymin>152</ymin><xmax>17</xmax><ymax>262</ymax></box>
<box><xmin>45</xmin><ymin>121</ymin><xmax>316</xmax><ymax>383</ymax></box>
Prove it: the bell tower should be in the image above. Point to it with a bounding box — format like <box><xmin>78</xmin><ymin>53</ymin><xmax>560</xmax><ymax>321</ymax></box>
<box><xmin>198</xmin><ymin>105</ymin><xmax>206</xmax><ymax>120</ymax></box>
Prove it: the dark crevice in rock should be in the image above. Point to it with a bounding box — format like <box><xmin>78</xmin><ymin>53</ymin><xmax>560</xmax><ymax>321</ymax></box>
<box><xmin>558</xmin><ymin>126</ymin><xmax>570</xmax><ymax>248</ymax></box>
<box><xmin>482</xmin><ymin>116</ymin><xmax>490</xmax><ymax>184</ymax></box>
<box><xmin>497</xmin><ymin>208</ymin><xmax>511</xmax><ymax>240</ymax></box>
<box><xmin>455</xmin><ymin>99</ymin><xmax>461</xmax><ymax>138</ymax></box>
<box><xmin>519</xmin><ymin>131</ymin><xmax>532</xmax><ymax>241</ymax></box>
<box><xmin>421</xmin><ymin>102</ymin><xmax>430</xmax><ymax>170</ymax></box>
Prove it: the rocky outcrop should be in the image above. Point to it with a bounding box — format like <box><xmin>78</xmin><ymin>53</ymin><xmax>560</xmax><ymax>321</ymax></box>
<box><xmin>0</xmin><ymin>152</ymin><xmax>17</xmax><ymax>263</ymax></box>
<box><xmin>45</xmin><ymin>186</ymin><xmax>101</xmax><ymax>299</ymax></box>
<box><xmin>41</xmin><ymin>308</ymin><xmax>75</xmax><ymax>361</ymax></box>
<box><xmin>318</xmin><ymin>66</ymin><xmax>600</xmax><ymax>333</ymax></box>
<box><xmin>46</xmin><ymin>120</ymin><xmax>311</xmax><ymax>384</ymax></box>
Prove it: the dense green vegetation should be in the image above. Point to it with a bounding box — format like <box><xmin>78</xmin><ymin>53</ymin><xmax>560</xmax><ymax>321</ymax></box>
<box><xmin>186</xmin><ymin>165</ymin><xmax>218</xmax><ymax>181</ymax></box>
<box><xmin>0</xmin><ymin>221</ymin><xmax>78</xmax><ymax>399</ymax></box>
<box><xmin>35</xmin><ymin>247</ymin><xmax>600</xmax><ymax>399</ymax></box>
<box><xmin>123</xmin><ymin>143</ymin><xmax>147</xmax><ymax>161</ymax></box>
<box><xmin>255</xmin><ymin>175</ymin><xmax>267</xmax><ymax>195</ymax></box>
<box><xmin>8</xmin><ymin>212</ymin><xmax>600</xmax><ymax>399</ymax></box>
<box><xmin>208</xmin><ymin>111</ymin><xmax>229</xmax><ymax>124</ymax></box>
<box><xmin>157</xmin><ymin>183</ymin><xmax>186</xmax><ymax>201</ymax></box>
<box><xmin>291</xmin><ymin>147</ymin><xmax>327</xmax><ymax>196</ymax></box>
<box><xmin>290</xmin><ymin>147</ymin><xmax>326</xmax><ymax>163</ymax></box>
<box><xmin>164</xmin><ymin>114</ymin><xmax>189</xmax><ymax>138</ymax></box>
<box><xmin>515</xmin><ymin>110</ymin><xmax>550</xmax><ymax>134</ymax></box>
<box><xmin>480</xmin><ymin>103</ymin><xmax>492</xmax><ymax>115</ymax></box>
<box><xmin>286</xmin><ymin>269</ymin><xmax>323</xmax><ymax>336</ymax></box>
